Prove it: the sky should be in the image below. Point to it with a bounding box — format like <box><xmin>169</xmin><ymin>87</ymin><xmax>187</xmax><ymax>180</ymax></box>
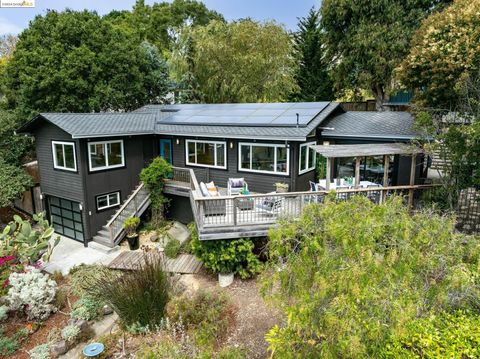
<box><xmin>0</xmin><ymin>0</ymin><xmax>319</xmax><ymax>35</ymax></box>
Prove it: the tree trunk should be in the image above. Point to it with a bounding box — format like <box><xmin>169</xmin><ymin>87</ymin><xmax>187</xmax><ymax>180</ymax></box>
<box><xmin>373</xmin><ymin>84</ymin><xmax>386</xmax><ymax>111</ymax></box>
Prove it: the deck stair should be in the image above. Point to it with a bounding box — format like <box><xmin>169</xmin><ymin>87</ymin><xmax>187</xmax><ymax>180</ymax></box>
<box><xmin>92</xmin><ymin>183</ymin><xmax>150</xmax><ymax>248</ymax></box>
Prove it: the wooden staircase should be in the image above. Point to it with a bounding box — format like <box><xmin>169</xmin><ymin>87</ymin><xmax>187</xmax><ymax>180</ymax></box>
<box><xmin>92</xmin><ymin>183</ymin><xmax>151</xmax><ymax>248</ymax></box>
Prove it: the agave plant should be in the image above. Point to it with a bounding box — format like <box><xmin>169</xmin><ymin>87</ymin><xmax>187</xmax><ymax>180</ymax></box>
<box><xmin>0</xmin><ymin>213</ymin><xmax>60</xmax><ymax>264</ymax></box>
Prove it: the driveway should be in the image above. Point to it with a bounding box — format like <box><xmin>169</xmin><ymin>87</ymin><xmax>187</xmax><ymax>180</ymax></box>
<box><xmin>42</xmin><ymin>235</ymin><xmax>120</xmax><ymax>275</ymax></box>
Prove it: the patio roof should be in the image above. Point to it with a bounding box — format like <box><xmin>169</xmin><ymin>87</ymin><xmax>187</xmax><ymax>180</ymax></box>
<box><xmin>310</xmin><ymin>143</ymin><xmax>423</xmax><ymax>158</ymax></box>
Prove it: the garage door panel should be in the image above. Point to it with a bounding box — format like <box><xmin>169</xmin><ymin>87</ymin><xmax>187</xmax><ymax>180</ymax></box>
<box><xmin>48</xmin><ymin>196</ymin><xmax>84</xmax><ymax>243</ymax></box>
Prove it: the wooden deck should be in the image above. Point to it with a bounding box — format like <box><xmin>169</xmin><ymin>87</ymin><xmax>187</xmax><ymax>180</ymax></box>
<box><xmin>107</xmin><ymin>251</ymin><xmax>203</xmax><ymax>274</ymax></box>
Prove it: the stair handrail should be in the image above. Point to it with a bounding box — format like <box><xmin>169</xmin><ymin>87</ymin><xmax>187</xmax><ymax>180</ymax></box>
<box><xmin>106</xmin><ymin>182</ymin><xmax>147</xmax><ymax>230</ymax></box>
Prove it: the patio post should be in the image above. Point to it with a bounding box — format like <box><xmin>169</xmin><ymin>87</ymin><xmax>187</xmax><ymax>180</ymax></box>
<box><xmin>354</xmin><ymin>157</ymin><xmax>361</xmax><ymax>189</ymax></box>
<box><xmin>326</xmin><ymin>157</ymin><xmax>332</xmax><ymax>190</ymax></box>
<box><xmin>408</xmin><ymin>154</ymin><xmax>417</xmax><ymax>207</ymax></box>
<box><xmin>382</xmin><ymin>155</ymin><xmax>391</xmax><ymax>203</ymax></box>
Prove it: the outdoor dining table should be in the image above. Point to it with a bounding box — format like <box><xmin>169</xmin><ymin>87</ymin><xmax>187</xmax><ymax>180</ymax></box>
<box><xmin>317</xmin><ymin>179</ymin><xmax>381</xmax><ymax>191</ymax></box>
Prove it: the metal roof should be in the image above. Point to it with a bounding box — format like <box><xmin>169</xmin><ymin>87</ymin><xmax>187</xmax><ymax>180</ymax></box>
<box><xmin>310</xmin><ymin>143</ymin><xmax>423</xmax><ymax>158</ymax></box>
<box><xmin>18</xmin><ymin>102</ymin><xmax>341</xmax><ymax>141</ymax></box>
<box><xmin>320</xmin><ymin>111</ymin><xmax>419</xmax><ymax>140</ymax></box>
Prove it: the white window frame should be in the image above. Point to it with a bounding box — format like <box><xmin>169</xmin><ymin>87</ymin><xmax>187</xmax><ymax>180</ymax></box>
<box><xmin>52</xmin><ymin>141</ymin><xmax>77</xmax><ymax>172</ymax></box>
<box><xmin>185</xmin><ymin>139</ymin><xmax>227</xmax><ymax>169</ymax></box>
<box><xmin>238</xmin><ymin>142</ymin><xmax>290</xmax><ymax>176</ymax></box>
<box><xmin>88</xmin><ymin>140</ymin><xmax>125</xmax><ymax>172</ymax></box>
<box><xmin>299</xmin><ymin>141</ymin><xmax>317</xmax><ymax>175</ymax></box>
<box><xmin>96</xmin><ymin>192</ymin><xmax>120</xmax><ymax>211</ymax></box>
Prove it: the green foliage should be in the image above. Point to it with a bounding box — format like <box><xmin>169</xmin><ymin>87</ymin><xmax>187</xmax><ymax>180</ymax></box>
<box><xmin>61</xmin><ymin>324</ymin><xmax>80</xmax><ymax>342</ymax></box>
<box><xmin>28</xmin><ymin>343</ymin><xmax>51</xmax><ymax>359</ymax></box>
<box><xmin>320</xmin><ymin>0</ymin><xmax>449</xmax><ymax>108</ymax></box>
<box><xmin>0</xmin><ymin>108</ymin><xmax>33</xmax><ymax>166</ymax></box>
<box><xmin>262</xmin><ymin>196</ymin><xmax>480</xmax><ymax>358</ymax></box>
<box><xmin>164</xmin><ymin>238</ymin><xmax>181</xmax><ymax>258</ymax></box>
<box><xmin>70</xmin><ymin>296</ymin><xmax>103</xmax><ymax>321</ymax></box>
<box><xmin>190</xmin><ymin>224</ymin><xmax>262</xmax><ymax>278</ymax></box>
<box><xmin>140</xmin><ymin>157</ymin><xmax>172</xmax><ymax>226</ymax></box>
<box><xmin>105</xmin><ymin>0</ymin><xmax>223</xmax><ymax>52</ymax></box>
<box><xmin>0</xmin><ymin>305</ymin><xmax>7</xmax><ymax>321</ymax></box>
<box><xmin>0</xmin><ymin>326</ymin><xmax>28</xmax><ymax>356</ymax></box>
<box><xmin>123</xmin><ymin>216</ymin><xmax>140</xmax><ymax>237</ymax></box>
<box><xmin>166</xmin><ymin>290</ymin><xmax>232</xmax><ymax>349</ymax></box>
<box><xmin>2</xmin><ymin>9</ymin><xmax>170</xmax><ymax>120</ymax></box>
<box><xmin>0</xmin><ymin>160</ymin><xmax>32</xmax><ymax>207</ymax></box>
<box><xmin>383</xmin><ymin>311</ymin><xmax>480</xmax><ymax>358</ymax></box>
<box><xmin>398</xmin><ymin>0</ymin><xmax>480</xmax><ymax>108</ymax></box>
<box><xmin>85</xmin><ymin>256</ymin><xmax>170</xmax><ymax>328</ymax></box>
<box><xmin>69</xmin><ymin>264</ymin><xmax>107</xmax><ymax>296</ymax></box>
<box><xmin>290</xmin><ymin>7</ymin><xmax>333</xmax><ymax>102</ymax></box>
<box><xmin>170</xmin><ymin>19</ymin><xmax>298</xmax><ymax>103</ymax></box>
<box><xmin>0</xmin><ymin>213</ymin><xmax>59</xmax><ymax>264</ymax></box>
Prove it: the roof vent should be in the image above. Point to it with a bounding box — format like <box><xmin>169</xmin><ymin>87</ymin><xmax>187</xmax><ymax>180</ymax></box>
<box><xmin>160</xmin><ymin>109</ymin><xmax>180</xmax><ymax>113</ymax></box>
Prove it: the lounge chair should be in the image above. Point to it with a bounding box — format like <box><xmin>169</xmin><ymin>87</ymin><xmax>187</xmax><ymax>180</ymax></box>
<box><xmin>199</xmin><ymin>181</ymin><xmax>226</xmax><ymax>216</ymax></box>
<box><xmin>228</xmin><ymin>178</ymin><xmax>248</xmax><ymax>196</ymax></box>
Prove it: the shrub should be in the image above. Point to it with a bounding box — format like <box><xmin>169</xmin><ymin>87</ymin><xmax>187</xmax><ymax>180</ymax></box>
<box><xmin>383</xmin><ymin>311</ymin><xmax>480</xmax><ymax>358</ymax></box>
<box><xmin>190</xmin><ymin>224</ymin><xmax>262</xmax><ymax>279</ymax></box>
<box><xmin>0</xmin><ymin>305</ymin><xmax>8</xmax><ymax>321</ymax></box>
<box><xmin>0</xmin><ymin>336</ymin><xmax>18</xmax><ymax>356</ymax></box>
<box><xmin>70</xmin><ymin>295</ymin><xmax>103</xmax><ymax>321</ymax></box>
<box><xmin>123</xmin><ymin>216</ymin><xmax>140</xmax><ymax>237</ymax></box>
<box><xmin>7</xmin><ymin>267</ymin><xmax>57</xmax><ymax>320</ymax></box>
<box><xmin>164</xmin><ymin>238</ymin><xmax>181</xmax><ymax>259</ymax></box>
<box><xmin>29</xmin><ymin>343</ymin><xmax>51</xmax><ymax>359</ymax></box>
<box><xmin>0</xmin><ymin>255</ymin><xmax>22</xmax><ymax>297</ymax></box>
<box><xmin>85</xmin><ymin>256</ymin><xmax>170</xmax><ymax>328</ymax></box>
<box><xmin>262</xmin><ymin>196</ymin><xmax>480</xmax><ymax>358</ymax></box>
<box><xmin>166</xmin><ymin>290</ymin><xmax>232</xmax><ymax>349</ymax></box>
<box><xmin>61</xmin><ymin>324</ymin><xmax>80</xmax><ymax>342</ymax></box>
<box><xmin>69</xmin><ymin>264</ymin><xmax>108</xmax><ymax>297</ymax></box>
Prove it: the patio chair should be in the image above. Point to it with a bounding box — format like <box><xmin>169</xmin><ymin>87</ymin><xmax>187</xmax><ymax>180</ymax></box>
<box><xmin>305</xmin><ymin>181</ymin><xmax>324</xmax><ymax>204</ymax></box>
<box><xmin>199</xmin><ymin>181</ymin><xmax>226</xmax><ymax>216</ymax></box>
<box><xmin>366</xmin><ymin>184</ymin><xmax>382</xmax><ymax>204</ymax></box>
<box><xmin>336</xmin><ymin>185</ymin><xmax>352</xmax><ymax>201</ymax></box>
<box><xmin>256</xmin><ymin>193</ymin><xmax>283</xmax><ymax>215</ymax></box>
<box><xmin>228</xmin><ymin>178</ymin><xmax>248</xmax><ymax>196</ymax></box>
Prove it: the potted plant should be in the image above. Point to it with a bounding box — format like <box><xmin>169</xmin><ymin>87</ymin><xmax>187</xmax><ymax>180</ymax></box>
<box><xmin>123</xmin><ymin>216</ymin><xmax>140</xmax><ymax>250</ymax></box>
<box><xmin>275</xmin><ymin>182</ymin><xmax>289</xmax><ymax>193</ymax></box>
<box><xmin>217</xmin><ymin>261</ymin><xmax>236</xmax><ymax>288</ymax></box>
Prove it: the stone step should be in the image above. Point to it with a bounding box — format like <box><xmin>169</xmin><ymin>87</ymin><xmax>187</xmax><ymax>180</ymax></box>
<box><xmin>89</xmin><ymin>238</ymin><xmax>119</xmax><ymax>253</ymax></box>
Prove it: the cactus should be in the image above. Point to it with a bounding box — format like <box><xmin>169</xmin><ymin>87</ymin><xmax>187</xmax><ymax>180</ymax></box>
<box><xmin>0</xmin><ymin>213</ymin><xmax>59</xmax><ymax>264</ymax></box>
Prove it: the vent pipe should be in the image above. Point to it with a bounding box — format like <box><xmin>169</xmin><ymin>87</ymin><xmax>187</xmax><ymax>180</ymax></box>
<box><xmin>296</xmin><ymin>113</ymin><xmax>299</xmax><ymax>128</ymax></box>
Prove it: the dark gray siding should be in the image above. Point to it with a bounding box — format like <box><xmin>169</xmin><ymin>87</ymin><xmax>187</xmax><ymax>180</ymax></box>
<box><xmin>168</xmin><ymin>136</ymin><xmax>301</xmax><ymax>194</ymax></box>
<box><xmin>81</xmin><ymin>135</ymin><xmax>156</xmax><ymax>239</ymax></box>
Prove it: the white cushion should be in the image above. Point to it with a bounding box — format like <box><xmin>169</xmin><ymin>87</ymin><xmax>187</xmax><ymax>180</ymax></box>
<box><xmin>200</xmin><ymin>182</ymin><xmax>210</xmax><ymax>197</ymax></box>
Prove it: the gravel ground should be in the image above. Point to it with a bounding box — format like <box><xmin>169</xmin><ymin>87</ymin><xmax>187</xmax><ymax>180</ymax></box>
<box><xmin>179</xmin><ymin>273</ymin><xmax>283</xmax><ymax>358</ymax></box>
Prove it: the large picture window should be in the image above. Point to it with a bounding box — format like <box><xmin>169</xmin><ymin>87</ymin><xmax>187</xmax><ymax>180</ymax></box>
<box><xmin>186</xmin><ymin>140</ymin><xmax>226</xmax><ymax>169</ymax></box>
<box><xmin>88</xmin><ymin>140</ymin><xmax>124</xmax><ymax>171</ymax></box>
<box><xmin>239</xmin><ymin>143</ymin><xmax>289</xmax><ymax>175</ymax></box>
<box><xmin>52</xmin><ymin>141</ymin><xmax>77</xmax><ymax>171</ymax></box>
<box><xmin>299</xmin><ymin>142</ymin><xmax>316</xmax><ymax>174</ymax></box>
<box><xmin>96</xmin><ymin>191</ymin><xmax>120</xmax><ymax>211</ymax></box>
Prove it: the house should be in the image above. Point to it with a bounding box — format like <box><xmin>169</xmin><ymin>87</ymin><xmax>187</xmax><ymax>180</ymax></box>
<box><xmin>17</xmin><ymin>101</ymin><xmax>426</xmax><ymax>247</ymax></box>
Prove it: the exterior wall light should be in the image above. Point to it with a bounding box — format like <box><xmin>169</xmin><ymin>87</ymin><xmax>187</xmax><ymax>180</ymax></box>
<box><xmin>230</xmin><ymin>141</ymin><xmax>234</xmax><ymax>149</ymax></box>
<box><xmin>176</xmin><ymin>138</ymin><xmax>180</xmax><ymax>145</ymax></box>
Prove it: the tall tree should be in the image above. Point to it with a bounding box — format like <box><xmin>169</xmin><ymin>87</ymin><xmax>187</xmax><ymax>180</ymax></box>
<box><xmin>2</xmin><ymin>10</ymin><xmax>171</xmax><ymax>120</ymax></box>
<box><xmin>291</xmin><ymin>8</ymin><xmax>333</xmax><ymax>102</ymax></box>
<box><xmin>170</xmin><ymin>19</ymin><xmax>298</xmax><ymax>103</ymax></box>
<box><xmin>397</xmin><ymin>0</ymin><xmax>480</xmax><ymax>108</ymax></box>
<box><xmin>105</xmin><ymin>0</ymin><xmax>224</xmax><ymax>52</ymax></box>
<box><xmin>320</xmin><ymin>0</ymin><xmax>450</xmax><ymax>110</ymax></box>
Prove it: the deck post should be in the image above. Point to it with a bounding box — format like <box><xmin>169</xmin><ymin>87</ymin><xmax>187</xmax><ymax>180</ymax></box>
<box><xmin>326</xmin><ymin>158</ymin><xmax>332</xmax><ymax>190</ymax></box>
<box><xmin>354</xmin><ymin>157</ymin><xmax>361</xmax><ymax>189</ymax></box>
<box><xmin>233</xmin><ymin>198</ymin><xmax>238</xmax><ymax>226</ymax></box>
<box><xmin>382</xmin><ymin>155</ymin><xmax>390</xmax><ymax>203</ymax></box>
<box><xmin>408</xmin><ymin>154</ymin><xmax>417</xmax><ymax>207</ymax></box>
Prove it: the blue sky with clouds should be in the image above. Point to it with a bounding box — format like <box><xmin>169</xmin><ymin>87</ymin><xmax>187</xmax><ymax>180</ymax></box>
<box><xmin>0</xmin><ymin>0</ymin><xmax>319</xmax><ymax>35</ymax></box>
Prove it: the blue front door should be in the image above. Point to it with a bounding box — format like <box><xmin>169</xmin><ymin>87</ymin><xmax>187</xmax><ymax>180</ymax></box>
<box><xmin>160</xmin><ymin>139</ymin><xmax>173</xmax><ymax>164</ymax></box>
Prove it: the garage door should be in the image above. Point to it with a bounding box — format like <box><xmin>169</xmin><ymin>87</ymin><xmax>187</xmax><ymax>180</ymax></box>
<box><xmin>48</xmin><ymin>196</ymin><xmax>84</xmax><ymax>242</ymax></box>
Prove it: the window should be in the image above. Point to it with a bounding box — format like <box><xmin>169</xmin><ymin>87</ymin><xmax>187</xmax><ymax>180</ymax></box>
<box><xmin>239</xmin><ymin>143</ymin><xmax>289</xmax><ymax>175</ymax></box>
<box><xmin>185</xmin><ymin>140</ymin><xmax>226</xmax><ymax>169</ymax></box>
<box><xmin>52</xmin><ymin>141</ymin><xmax>77</xmax><ymax>171</ymax></box>
<box><xmin>299</xmin><ymin>142</ymin><xmax>317</xmax><ymax>174</ymax></box>
<box><xmin>88</xmin><ymin>140</ymin><xmax>124</xmax><ymax>171</ymax></box>
<box><xmin>96</xmin><ymin>192</ymin><xmax>120</xmax><ymax>211</ymax></box>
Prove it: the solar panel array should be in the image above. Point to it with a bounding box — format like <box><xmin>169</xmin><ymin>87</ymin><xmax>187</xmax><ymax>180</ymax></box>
<box><xmin>149</xmin><ymin>102</ymin><xmax>330</xmax><ymax>127</ymax></box>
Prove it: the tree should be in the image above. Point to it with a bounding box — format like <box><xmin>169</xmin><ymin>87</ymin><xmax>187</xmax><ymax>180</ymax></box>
<box><xmin>290</xmin><ymin>7</ymin><xmax>333</xmax><ymax>102</ymax></box>
<box><xmin>170</xmin><ymin>20</ymin><xmax>298</xmax><ymax>103</ymax></box>
<box><xmin>2</xmin><ymin>10</ymin><xmax>171</xmax><ymax>121</ymax></box>
<box><xmin>262</xmin><ymin>196</ymin><xmax>479</xmax><ymax>358</ymax></box>
<box><xmin>105</xmin><ymin>0</ymin><xmax>224</xmax><ymax>52</ymax></box>
<box><xmin>0</xmin><ymin>161</ymin><xmax>32</xmax><ymax>207</ymax></box>
<box><xmin>397</xmin><ymin>0</ymin><xmax>480</xmax><ymax>108</ymax></box>
<box><xmin>0</xmin><ymin>108</ymin><xmax>32</xmax><ymax>166</ymax></box>
<box><xmin>320</xmin><ymin>0</ymin><xmax>450</xmax><ymax>110</ymax></box>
